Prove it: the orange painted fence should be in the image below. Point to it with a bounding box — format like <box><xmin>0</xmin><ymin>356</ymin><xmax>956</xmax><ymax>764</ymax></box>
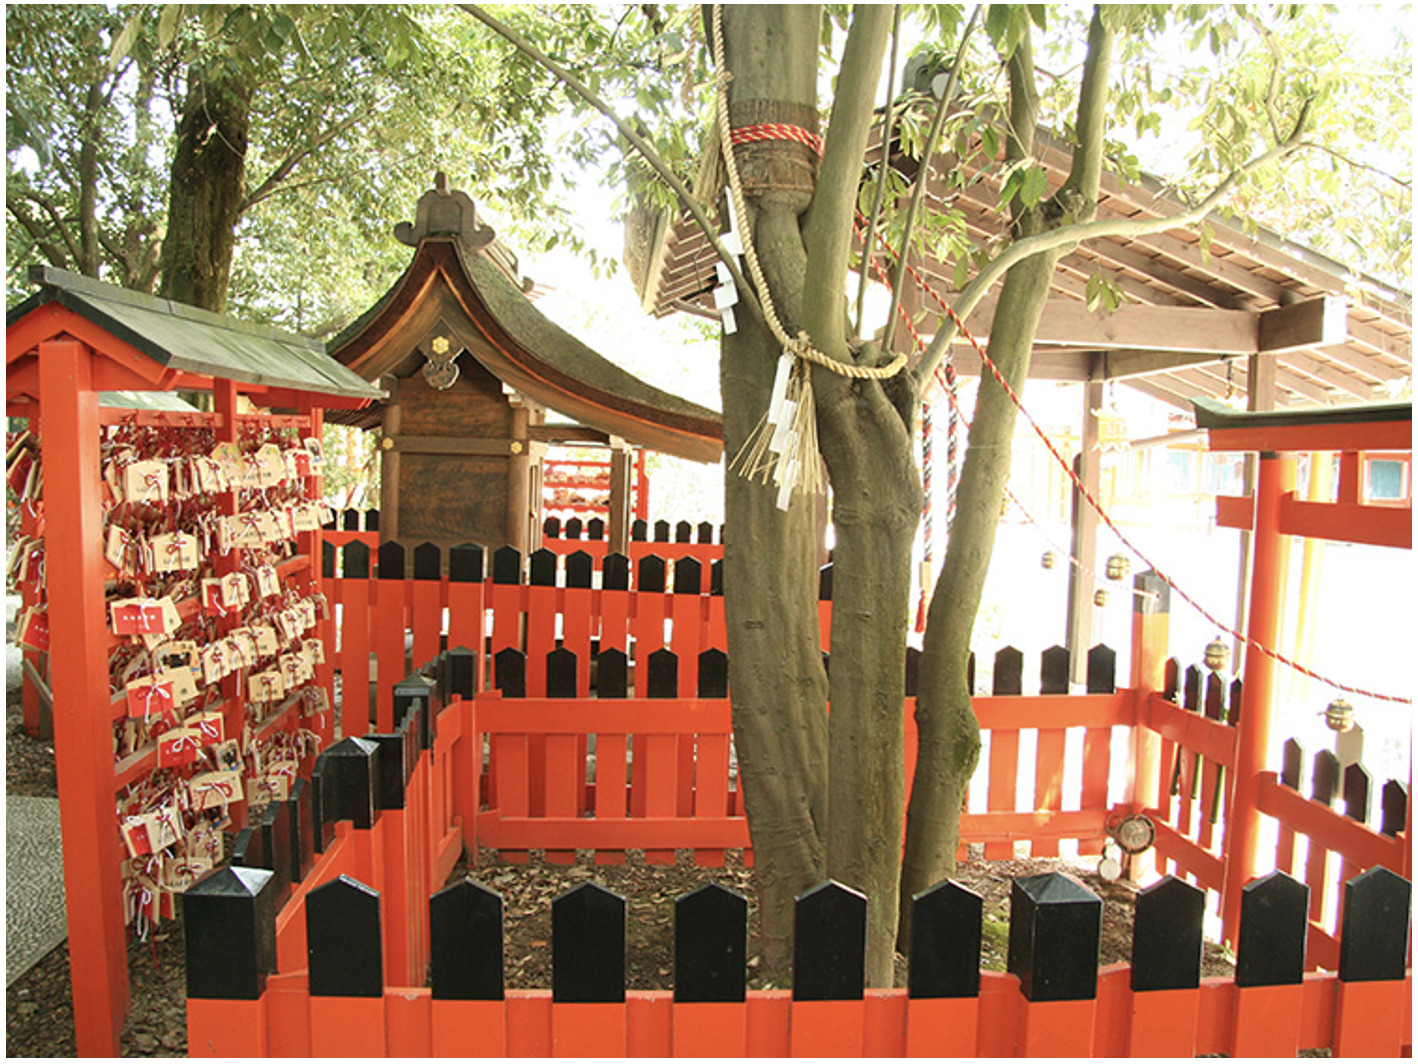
<box><xmin>185</xmin><ymin>672</ymin><xmax>1414</xmax><ymax>1058</ymax></box>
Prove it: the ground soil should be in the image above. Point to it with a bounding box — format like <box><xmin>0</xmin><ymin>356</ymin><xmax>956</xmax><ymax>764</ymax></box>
<box><xmin>7</xmin><ymin>685</ymin><xmax>1235</xmax><ymax>1056</ymax></box>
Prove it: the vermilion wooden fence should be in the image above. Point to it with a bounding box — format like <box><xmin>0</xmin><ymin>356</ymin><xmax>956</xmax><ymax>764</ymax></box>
<box><xmin>184</xmin><ymin>668</ymin><xmax>1414</xmax><ymax>1058</ymax></box>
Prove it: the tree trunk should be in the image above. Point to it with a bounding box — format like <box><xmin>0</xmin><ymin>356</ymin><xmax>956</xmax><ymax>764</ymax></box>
<box><xmin>718</xmin><ymin>4</ymin><xmax>828</xmax><ymax>985</ymax></box>
<box><xmin>159</xmin><ymin>60</ymin><xmax>253</xmax><ymax>312</ymax></box>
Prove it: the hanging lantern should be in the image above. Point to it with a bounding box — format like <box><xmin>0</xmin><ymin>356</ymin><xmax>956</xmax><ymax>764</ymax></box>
<box><xmin>1324</xmin><ymin>698</ymin><xmax>1355</xmax><ymax>733</ymax></box>
<box><xmin>1041</xmin><ymin>550</ymin><xmax>1057</xmax><ymax>570</ymax></box>
<box><xmin>1105</xmin><ymin>553</ymin><xmax>1130</xmax><ymax>581</ymax></box>
<box><xmin>1093</xmin><ymin>588</ymin><xmax>1109</xmax><ymax>607</ymax></box>
<box><xmin>1204</xmin><ymin>637</ymin><xmax>1230</xmax><ymax>673</ymax></box>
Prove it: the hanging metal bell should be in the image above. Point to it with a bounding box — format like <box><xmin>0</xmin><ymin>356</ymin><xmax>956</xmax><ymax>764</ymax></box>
<box><xmin>1204</xmin><ymin>637</ymin><xmax>1229</xmax><ymax>673</ymax></box>
<box><xmin>1324</xmin><ymin>698</ymin><xmax>1354</xmax><ymax>733</ymax></box>
<box><xmin>1093</xmin><ymin>588</ymin><xmax>1109</xmax><ymax>607</ymax></box>
<box><xmin>1041</xmin><ymin>550</ymin><xmax>1057</xmax><ymax>570</ymax></box>
<box><xmin>1105</xmin><ymin>553</ymin><xmax>1130</xmax><ymax>581</ymax></box>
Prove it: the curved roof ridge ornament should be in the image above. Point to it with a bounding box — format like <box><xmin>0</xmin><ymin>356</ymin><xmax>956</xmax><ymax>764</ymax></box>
<box><xmin>394</xmin><ymin>172</ymin><xmax>497</xmax><ymax>252</ymax></box>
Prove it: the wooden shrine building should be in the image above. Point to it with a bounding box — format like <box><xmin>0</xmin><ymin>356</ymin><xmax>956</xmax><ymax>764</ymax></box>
<box><xmin>327</xmin><ymin>175</ymin><xmax>722</xmax><ymax>554</ymax></box>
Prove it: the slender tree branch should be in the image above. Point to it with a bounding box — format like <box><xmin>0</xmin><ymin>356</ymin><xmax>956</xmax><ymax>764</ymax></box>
<box><xmin>1299</xmin><ymin>141</ymin><xmax>1413</xmax><ymax>189</ymax></box>
<box><xmin>240</xmin><ymin>108</ymin><xmax>370</xmax><ymax>212</ymax></box>
<box><xmin>912</xmin><ymin>131</ymin><xmax>1309</xmax><ymax>385</ymax></box>
<box><xmin>800</xmin><ymin>3</ymin><xmax>893</xmax><ymax>356</ymax></box>
<box><xmin>883</xmin><ymin>6</ymin><xmax>980</xmax><ymax>351</ymax></box>
<box><xmin>458</xmin><ymin>2</ymin><xmax>763</xmax><ymax>326</ymax></box>
<box><xmin>854</xmin><ymin>5</ymin><xmax>902</xmax><ymax>340</ymax></box>
<box><xmin>1062</xmin><ymin>8</ymin><xmax>1112</xmax><ymax>200</ymax></box>
<box><xmin>6</xmin><ymin>195</ymin><xmax>73</xmax><ymax>267</ymax></box>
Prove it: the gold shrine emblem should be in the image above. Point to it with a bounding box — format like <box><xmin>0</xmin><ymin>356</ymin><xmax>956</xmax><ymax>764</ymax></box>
<box><xmin>422</xmin><ymin>335</ymin><xmax>461</xmax><ymax>390</ymax></box>
<box><xmin>1093</xmin><ymin>409</ymin><xmax>1129</xmax><ymax>453</ymax></box>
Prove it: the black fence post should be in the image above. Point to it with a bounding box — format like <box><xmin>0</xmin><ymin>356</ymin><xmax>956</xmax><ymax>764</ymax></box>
<box><xmin>449</xmin><ymin>543</ymin><xmax>486</xmax><ymax>583</ymax></box>
<box><xmin>697</xmin><ymin>649</ymin><xmax>728</xmax><ymax>699</ymax></box>
<box><xmin>674</xmin><ymin>883</ymin><xmax>747</xmax><ymax>1003</ymax></box>
<box><xmin>1338</xmin><ymin>866</ymin><xmax>1410</xmax><ymax>982</ymax></box>
<box><xmin>378</xmin><ymin>540</ymin><xmax>405</xmax><ymax>580</ymax></box>
<box><xmin>646</xmin><ymin>648</ymin><xmax>678</xmax><ymax>698</ymax></box>
<box><xmin>909</xmin><ymin>879</ymin><xmax>982</xmax><ymax>999</ymax></box>
<box><xmin>1130</xmin><ymin>875</ymin><xmax>1204</xmax><ymax>991</ymax></box>
<box><xmin>413</xmin><ymin>542</ymin><xmax>442</xmax><ymax>581</ymax></box>
<box><xmin>184</xmin><ymin>866</ymin><xmax>277</xmax><ymax>1000</ymax></box>
<box><xmin>307</xmin><ymin>875</ymin><xmax>383</xmax><ymax>998</ymax></box>
<box><xmin>597</xmin><ymin>648</ymin><xmax>628</xmax><ymax>698</ymax></box>
<box><xmin>1006</xmin><ymin>872</ymin><xmax>1101</xmax><ymax>1001</ymax></box>
<box><xmin>429</xmin><ymin>877</ymin><xmax>505</xmax><ymax>1000</ymax></box>
<box><xmin>552</xmin><ymin>883</ymin><xmax>625</xmax><ymax>1003</ymax></box>
<box><xmin>793</xmin><ymin>881</ymin><xmax>867</xmax><ymax>1001</ymax></box>
<box><xmin>547</xmin><ymin>648</ymin><xmax>578</xmax><ymax>698</ymax></box>
<box><xmin>1235</xmin><ymin>870</ymin><xmax>1308</xmax><ymax>987</ymax></box>
<box><xmin>565</xmin><ymin>551</ymin><xmax>593</xmax><ymax>589</ymax></box>
<box><xmin>394</xmin><ymin>672</ymin><xmax>438</xmax><ymax>753</ymax></box>
<box><xmin>443</xmin><ymin>645</ymin><xmax>477</xmax><ymax>702</ymax></box>
<box><xmin>288</xmin><ymin>777</ymin><xmax>313</xmax><ymax>883</ymax></box>
<box><xmin>313</xmin><ymin>736</ymin><xmax>379</xmax><ymax>836</ymax></box>
<box><xmin>494</xmin><ymin>648</ymin><xmax>527</xmax><ymax>698</ymax></box>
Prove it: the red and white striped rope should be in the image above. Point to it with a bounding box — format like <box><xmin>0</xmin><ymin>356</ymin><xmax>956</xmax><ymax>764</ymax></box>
<box><xmin>729</xmin><ymin>122</ymin><xmax>825</xmax><ymax>158</ymax></box>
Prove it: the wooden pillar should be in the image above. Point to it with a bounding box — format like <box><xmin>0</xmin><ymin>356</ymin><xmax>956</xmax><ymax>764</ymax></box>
<box><xmin>608</xmin><ymin>442</ymin><xmax>633</xmax><ymax>555</ymax></box>
<box><xmin>1221</xmin><ymin>451</ymin><xmax>1294</xmax><ymax>947</ymax></box>
<box><xmin>506</xmin><ymin>404</ymin><xmax>532</xmax><ymax>554</ymax></box>
<box><xmin>41</xmin><ymin>339</ymin><xmax>129</xmax><ymax>1055</ymax></box>
<box><xmin>378</xmin><ymin>376</ymin><xmax>400</xmax><ymax>544</ymax></box>
<box><xmin>1066</xmin><ymin>364</ymin><xmax>1104</xmax><ymax>685</ymax></box>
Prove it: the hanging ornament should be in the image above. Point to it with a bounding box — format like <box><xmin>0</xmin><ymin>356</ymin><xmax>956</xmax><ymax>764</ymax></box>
<box><xmin>1204</xmin><ymin>637</ymin><xmax>1230</xmax><ymax>673</ymax></box>
<box><xmin>1041</xmin><ymin>550</ymin><xmax>1057</xmax><ymax>570</ymax></box>
<box><xmin>1323</xmin><ymin>698</ymin><xmax>1355</xmax><ymax>733</ymax></box>
<box><xmin>1105</xmin><ymin>553</ymin><xmax>1130</xmax><ymax>581</ymax></box>
<box><xmin>1093</xmin><ymin>588</ymin><xmax>1110</xmax><ymax>607</ymax></box>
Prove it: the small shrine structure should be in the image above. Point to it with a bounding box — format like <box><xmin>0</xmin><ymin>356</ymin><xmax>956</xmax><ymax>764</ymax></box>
<box><xmin>327</xmin><ymin>174</ymin><xmax>722</xmax><ymax>554</ymax></box>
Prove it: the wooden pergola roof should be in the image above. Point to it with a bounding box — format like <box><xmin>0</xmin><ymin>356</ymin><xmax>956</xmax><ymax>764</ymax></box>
<box><xmin>631</xmin><ymin>127</ymin><xmax>1411</xmax><ymax>411</ymax></box>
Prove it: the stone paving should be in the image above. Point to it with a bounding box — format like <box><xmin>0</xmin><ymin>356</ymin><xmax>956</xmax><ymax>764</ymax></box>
<box><xmin>6</xmin><ymin>795</ymin><xmax>67</xmax><ymax>985</ymax></box>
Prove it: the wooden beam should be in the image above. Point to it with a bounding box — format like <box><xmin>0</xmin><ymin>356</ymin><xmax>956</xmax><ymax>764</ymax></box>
<box><xmin>1124</xmin><ymin>376</ymin><xmax>1197</xmax><ymax>410</ymax></box>
<box><xmin>1102</xmin><ymin>350</ymin><xmax>1228</xmax><ymax>380</ymax></box>
<box><xmin>1275</xmin><ymin>352</ymin><xmax>1382</xmax><ymax>400</ymax></box>
<box><xmin>1258</xmin><ymin>295</ymin><xmax>1347</xmax><ymax>353</ymax></box>
<box><xmin>391</xmin><ymin>435</ymin><xmax>527</xmax><ymax>456</ymax></box>
<box><xmin>528</xmin><ymin>424</ymin><xmax>612</xmax><ymax>445</ymax></box>
<box><xmin>1067</xmin><ymin>365</ymin><xmax>1104</xmax><ymax>685</ymax></box>
<box><xmin>955</xmin><ymin>300</ymin><xmax>1258</xmax><ymax>355</ymax></box>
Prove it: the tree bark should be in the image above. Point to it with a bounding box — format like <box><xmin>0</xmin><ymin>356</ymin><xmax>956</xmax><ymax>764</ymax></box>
<box><xmin>159</xmin><ymin>60</ymin><xmax>253</xmax><ymax>311</ymax></box>
<box><xmin>900</xmin><ymin>9</ymin><xmax>1113</xmax><ymax>944</ymax></box>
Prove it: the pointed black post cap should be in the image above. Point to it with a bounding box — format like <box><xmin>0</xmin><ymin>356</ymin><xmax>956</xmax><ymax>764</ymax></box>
<box><xmin>444</xmin><ymin>645</ymin><xmax>477</xmax><ymax>701</ymax></box>
<box><xmin>288</xmin><ymin>777</ymin><xmax>313</xmax><ymax>883</ymax></box>
<box><xmin>603</xmin><ymin>552</ymin><xmax>631</xmax><ymax>590</ymax></box>
<box><xmin>543</xmin><ymin>515</ymin><xmax>561</xmax><ymax>538</ymax></box>
<box><xmin>231</xmin><ymin>825</ymin><xmax>266</xmax><ymax>872</ymax></box>
<box><xmin>674</xmin><ymin>556</ymin><xmax>702</xmax><ymax>594</ymax></box>
<box><xmin>394</xmin><ymin>672</ymin><xmax>438</xmax><ymax>752</ymax></box>
<box><xmin>674</xmin><ymin>520</ymin><xmax>692</xmax><ymax>543</ymax></box>
<box><xmin>378</xmin><ymin>540</ymin><xmax>405</xmax><ymax>579</ymax></box>
<box><xmin>322</xmin><ymin>539</ymin><xmax>336</xmax><ymax>578</ymax></box>
<box><xmin>1236</xmin><ymin>870</ymin><xmax>1308</xmax><ymax>987</ymax></box>
<box><xmin>1204</xmin><ymin>671</ymin><xmax>1226</xmax><ymax>721</ymax></box>
<box><xmin>492</xmin><ymin>545</ymin><xmax>522</xmax><ymax>584</ymax></box>
<box><xmin>793</xmin><ymin>880</ymin><xmax>867</xmax><ymax>1001</ymax></box>
<box><xmin>710</xmin><ymin>558</ymin><xmax>723</xmax><ymax>595</ymax></box>
<box><xmin>565</xmin><ymin>550</ymin><xmax>593</xmax><ymax>589</ymax></box>
<box><xmin>1183</xmin><ymin>665</ymin><xmax>1202</xmax><ymax>710</ymax></box>
<box><xmin>697</xmin><ymin>648</ymin><xmax>728</xmax><ymax>699</ymax></box>
<box><xmin>1381</xmin><ymin>780</ymin><xmax>1408</xmax><ymax>837</ymax></box>
<box><xmin>529</xmin><ymin>548</ymin><xmax>558</xmax><ymax>586</ymax></box>
<box><xmin>413</xmin><ymin>542</ymin><xmax>442</xmax><ymax>580</ymax></box>
<box><xmin>909</xmin><ymin>879</ymin><xmax>983</xmax><ymax>999</ymax></box>
<box><xmin>368</xmin><ymin>732</ymin><xmax>408</xmax><ymax>810</ymax></box>
<box><xmin>674</xmin><ymin>883</ymin><xmax>747</xmax><ymax>1002</ymax></box>
<box><xmin>1312</xmin><ymin>750</ymin><xmax>1340</xmax><ymax>805</ymax></box>
<box><xmin>1343</xmin><ymin>762</ymin><xmax>1371</xmax><ymax>823</ymax></box>
<box><xmin>258</xmin><ymin>799</ymin><xmax>293</xmax><ymax>907</ymax></box>
<box><xmin>1006</xmin><ymin>872</ymin><xmax>1102</xmax><ymax>1002</ymax></box>
<box><xmin>312</xmin><ymin>760</ymin><xmax>336</xmax><ymax>853</ymax></box>
<box><xmin>1130</xmin><ymin>875</ymin><xmax>1204</xmax><ymax>991</ymax></box>
<box><xmin>547</xmin><ymin>647</ymin><xmax>578</xmax><ymax>698</ymax></box>
<box><xmin>646</xmin><ymin>648</ymin><xmax>678</xmax><ymax>698</ymax></box>
<box><xmin>565</xmin><ymin>517</ymin><xmax>583</xmax><ymax>540</ymax></box>
<box><xmin>307</xmin><ymin>875</ymin><xmax>383</xmax><ymax>997</ymax></box>
<box><xmin>552</xmin><ymin>882</ymin><xmax>626</xmax><ymax>1003</ymax></box>
<box><xmin>313</xmin><ymin>736</ymin><xmax>379</xmax><ymax>830</ymax></box>
<box><xmin>993</xmin><ymin>646</ymin><xmax>1023</xmax><ymax>695</ymax></box>
<box><xmin>342</xmin><ymin>539</ymin><xmax>370</xmax><ymax>579</ymax></box>
<box><xmin>587</xmin><ymin>517</ymin><xmax>605</xmax><ymax>541</ymax></box>
<box><xmin>638</xmin><ymin>554</ymin><xmax>666</xmax><ymax>593</ymax></box>
<box><xmin>341</xmin><ymin>508</ymin><xmax>360</xmax><ymax>531</ymax></box>
<box><xmin>184</xmin><ymin>866</ymin><xmax>278</xmax><ymax>1000</ymax></box>
<box><xmin>1281</xmin><ymin>739</ymin><xmax>1304</xmax><ymax>789</ymax></box>
<box><xmin>653</xmin><ymin>519</ymin><xmax>670</xmax><ymax>542</ymax></box>
<box><xmin>631</xmin><ymin>518</ymin><xmax>648</xmax><ymax>541</ymax></box>
<box><xmin>430</xmin><ymin>877</ymin><xmax>505</xmax><ymax>1000</ymax></box>
<box><xmin>1041</xmin><ymin>645</ymin><xmax>1070</xmax><ymax>694</ymax></box>
<box><xmin>494</xmin><ymin>647</ymin><xmax>526</xmax><ymax>698</ymax></box>
<box><xmin>1339</xmin><ymin>866</ymin><xmax>1411</xmax><ymax>983</ymax></box>
<box><xmin>449</xmin><ymin>542</ymin><xmax>485</xmax><ymax>582</ymax></box>
<box><xmin>597</xmin><ymin>647</ymin><xmax>628</xmax><ymax>698</ymax></box>
<box><xmin>365</xmin><ymin>508</ymin><xmax>380</xmax><ymax>531</ymax></box>
<box><xmin>1087</xmin><ymin>644</ymin><xmax>1117</xmax><ymax>693</ymax></box>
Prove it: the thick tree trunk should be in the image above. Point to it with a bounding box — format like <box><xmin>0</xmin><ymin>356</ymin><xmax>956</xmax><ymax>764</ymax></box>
<box><xmin>159</xmin><ymin>61</ymin><xmax>253</xmax><ymax>312</ymax></box>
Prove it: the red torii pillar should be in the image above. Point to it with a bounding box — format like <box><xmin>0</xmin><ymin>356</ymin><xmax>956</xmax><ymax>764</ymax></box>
<box><xmin>39</xmin><ymin>338</ymin><xmax>132</xmax><ymax>1054</ymax></box>
<box><xmin>1221</xmin><ymin>450</ymin><xmax>1295</xmax><ymax>945</ymax></box>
